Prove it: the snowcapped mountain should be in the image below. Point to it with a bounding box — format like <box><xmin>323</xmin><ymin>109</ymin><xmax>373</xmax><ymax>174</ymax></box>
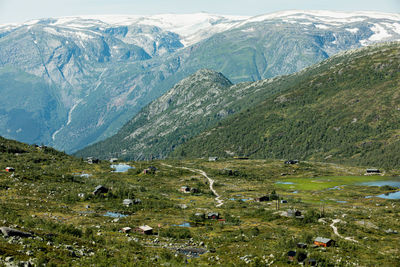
<box><xmin>0</xmin><ymin>10</ymin><xmax>399</xmax><ymax>153</ymax></box>
<box><xmin>3</xmin><ymin>10</ymin><xmax>398</xmax><ymax>48</ymax></box>
<box><xmin>242</xmin><ymin>10</ymin><xmax>400</xmax><ymax>46</ymax></box>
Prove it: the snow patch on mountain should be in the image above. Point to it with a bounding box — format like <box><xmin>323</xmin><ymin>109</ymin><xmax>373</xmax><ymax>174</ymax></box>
<box><xmin>346</xmin><ymin>28</ymin><xmax>359</xmax><ymax>33</ymax></box>
<box><xmin>382</xmin><ymin>22</ymin><xmax>400</xmax><ymax>35</ymax></box>
<box><xmin>316</xmin><ymin>24</ymin><xmax>329</xmax><ymax>29</ymax></box>
<box><xmin>246</xmin><ymin>10</ymin><xmax>400</xmax><ymax>23</ymax></box>
<box><xmin>369</xmin><ymin>24</ymin><xmax>392</xmax><ymax>41</ymax></box>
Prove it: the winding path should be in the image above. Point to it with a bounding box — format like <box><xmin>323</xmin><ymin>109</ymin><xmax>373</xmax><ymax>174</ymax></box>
<box><xmin>162</xmin><ymin>164</ymin><xmax>224</xmax><ymax>207</ymax></box>
<box><xmin>330</xmin><ymin>219</ymin><xmax>358</xmax><ymax>243</ymax></box>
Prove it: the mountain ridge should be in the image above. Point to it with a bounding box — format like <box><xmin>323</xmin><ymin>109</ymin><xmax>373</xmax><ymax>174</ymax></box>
<box><xmin>1</xmin><ymin>10</ymin><xmax>400</xmax><ymax>152</ymax></box>
<box><xmin>172</xmin><ymin>42</ymin><xmax>400</xmax><ymax>169</ymax></box>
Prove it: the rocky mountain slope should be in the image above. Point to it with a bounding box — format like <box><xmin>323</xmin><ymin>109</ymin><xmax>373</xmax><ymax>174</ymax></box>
<box><xmin>1</xmin><ymin>11</ymin><xmax>400</xmax><ymax>152</ymax></box>
<box><xmin>75</xmin><ymin>69</ymin><xmax>298</xmax><ymax>160</ymax></box>
<box><xmin>172</xmin><ymin>42</ymin><xmax>400</xmax><ymax>169</ymax></box>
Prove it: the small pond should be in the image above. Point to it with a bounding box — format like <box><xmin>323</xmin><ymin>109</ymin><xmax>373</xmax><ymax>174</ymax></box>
<box><xmin>103</xmin><ymin>212</ymin><xmax>128</xmax><ymax>218</ymax></box>
<box><xmin>111</xmin><ymin>164</ymin><xmax>135</xmax><ymax>173</ymax></box>
<box><xmin>359</xmin><ymin>180</ymin><xmax>400</xmax><ymax>188</ymax></box>
<box><xmin>275</xmin><ymin>181</ymin><xmax>295</xmax><ymax>185</ymax></box>
<box><xmin>229</xmin><ymin>198</ymin><xmax>250</xmax><ymax>202</ymax></box>
<box><xmin>172</xmin><ymin>222</ymin><xmax>192</xmax><ymax>228</ymax></box>
<box><xmin>375</xmin><ymin>191</ymin><xmax>400</xmax><ymax>200</ymax></box>
<box><xmin>328</xmin><ymin>185</ymin><xmax>343</xmax><ymax>190</ymax></box>
<box><xmin>360</xmin><ymin>179</ymin><xmax>400</xmax><ymax>199</ymax></box>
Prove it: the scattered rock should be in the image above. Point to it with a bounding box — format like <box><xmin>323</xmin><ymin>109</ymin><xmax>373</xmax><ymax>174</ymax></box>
<box><xmin>0</xmin><ymin>227</ymin><xmax>32</xmax><ymax>238</ymax></box>
<box><xmin>355</xmin><ymin>220</ymin><xmax>379</xmax><ymax>230</ymax></box>
<box><xmin>26</xmin><ymin>250</ymin><xmax>34</xmax><ymax>256</ymax></box>
<box><xmin>384</xmin><ymin>229</ymin><xmax>398</xmax><ymax>234</ymax></box>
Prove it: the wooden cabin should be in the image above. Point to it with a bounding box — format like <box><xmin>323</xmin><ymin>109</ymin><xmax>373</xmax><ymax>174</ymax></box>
<box><xmin>287</xmin><ymin>209</ymin><xmax>302</xmax><ymax>217</ymax></box>
<box><xmin>314</xmin><ymin>237</ymin><xmax>334</xmax><ymax>247</ymax></box>
<box><xmin>208</xmin><ymin>157</ymin><xmax>218</xmax><ymax>162</ymax></box>
<box><xmin>285</xmin><ymin>160</ymin><xmax>299</xmax><ymax>164</ymax></box>
<box><xmin>287</xmin><ymin>251</ymin><xmax>296</xmax><ymax>261</ymax></box>
<box><xmin>297</xmin><ymin>243</ymin><xmax>307</xmax><ymax>249</ymax></box>
<box><xmin>207</xmin><ymin>212</ymin><xmax>220</xmax><ymax>220</ymax></box>
<box><xmin>136</xmin><ymin>225</ymin><xmax>153</xmax><ymax>235</ymax></box>
<box><xmin>180</xmin><ymin>186</ymin><xmax>191</xmax><ymax>193</ymax></box>
<box><xmin>123</xmin><ymin>199</ymin><xmax>133</xmax><ymax>207</ymax></box>
<box><xmin>121</xmin><ymin>227</ymin><xmax>132</xmax><ymax>233</ymax></box>
<box><xmin>86</xmin><ymin>157</ymin><xmax>100</xmax><ymax>164</ymax></box>
<box><xmin>366</xmin><ymin>169</ymin><xmax>380</xmax><ymax>174</ymax></box>
<box><xmin>93</xmin><ymin>185</ymin><xmax>109</xmax><ymax>195</ymax></box>
<box><xmin>143</xmin><ymin>166</ymin><xmax>157</xmax><ymax>174</ymax></box>
<box><xmin>5</xmin><ymin>167</ymin><xmax>15</xmax><ymax>172</ymax></box>
<box><xmin>255</xmin><ymin>196</ymin><xmax>270</xmax><ymax>202</ymax></box>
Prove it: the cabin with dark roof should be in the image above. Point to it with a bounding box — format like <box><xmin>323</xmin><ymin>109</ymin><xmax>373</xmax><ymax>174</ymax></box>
<box><xmin>287</xmin><ymin>209</ymin><xmax>302</xmax><ymax>217</ymax></box>
<box><xmin>287</xmin><ymin>251</ymin><xmax>296</xmax><ymax>261</ymax></box>
<box><xmin>143</xmin><ymin>166</ymin><xmax>157</xmax><ymax>174</ymax></box>
<box><xmin>297</xmin><ymin>243</ymin><xmax>307</xmax><ymax>249</ymax></box>
<box><xmin>180</xmin><ymin>186</ymin><xmax>191</xmax><ymax>193</ymax></box>
<box><xmin>5</xmin><ymin>167</ymin><xmax>15</xmax><ymax>172</ymax></box>
<box><xmin>93</xmin><ymin>185</ymin><xmax>109</xmax><ymax>195</ymax></box>
<box><xmin>207</xmin><ymin>212</ymin><xmax>220</xmax><ymax>220</ymax></box>
<box><xmin>285</xmin><ymin>160</ymin><xmax>299</xmax><ymax>164</ymax></box>
<box><xmin>255</xmin><ymin>196</ymin><xmax>270</xmax><ymax>202</ymax></box>
<box><xmin>86</xmin><ymin>157</ymin><xmax>100</xmax><ymax>164</ymax></box>
<box><xmin>366</xmin><ymin>169</ymin><xmax>380</xmax><ymax>174</ymax></box>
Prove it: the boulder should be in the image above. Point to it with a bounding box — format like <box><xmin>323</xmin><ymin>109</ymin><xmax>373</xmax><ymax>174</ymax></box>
<box><xmin>0</xmin><ymin>227</ymin><xmax>32</xmax><ymax>238</ymax></box>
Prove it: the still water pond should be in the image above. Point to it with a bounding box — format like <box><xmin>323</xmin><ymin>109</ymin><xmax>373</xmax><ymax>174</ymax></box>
<box><xmin>172</xmin><ymin>222</ymin><xmax>192</xmax><ymax>228</ymax></box>
<box><xmin>275</xmin><ymin>181</ymin><xmax>295</xmax><ymax>185</ymax></box>
<box><xmin>360</xmin><ymin>179</ymin><xmax>400</xmax><ymax>199</ymax></box>
<box><xmin>103</xmin><ymin>212</ymin><xmax>128</xmax><ymax>218</ymax></box>
<box><xmin>111</xmin><ymin>164</ymin><xmax>135</xmax><ymax>173</ymax></box>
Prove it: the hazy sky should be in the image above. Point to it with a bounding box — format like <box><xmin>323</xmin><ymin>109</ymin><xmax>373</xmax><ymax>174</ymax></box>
<box><xmin>0</xmin><ymin>0</ymin><xmax>399</xmax><ymax>24</ymax></box>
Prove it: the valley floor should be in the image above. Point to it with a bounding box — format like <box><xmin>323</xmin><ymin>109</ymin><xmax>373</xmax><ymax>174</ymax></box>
<box><xmin>0</xmin><ymin>154</ymin><xmax>399</xmax><ymax>266</ymax></box>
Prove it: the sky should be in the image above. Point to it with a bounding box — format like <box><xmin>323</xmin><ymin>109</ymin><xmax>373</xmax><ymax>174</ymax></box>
<box><xmin>0</xmin><ymin>0</ymin><xmax>399</xmax><ymax>24</ymax></box>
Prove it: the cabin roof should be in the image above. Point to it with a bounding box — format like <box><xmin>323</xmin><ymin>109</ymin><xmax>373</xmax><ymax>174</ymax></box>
<box><xmin>139</xmin><ymin>225</ymin><xmax>153</xmax><ymax>231</ymax></box>
<box><xmin>314</xmin><ymin>237</ymin><xmax>332</xmax><ymax>243</ymax></box>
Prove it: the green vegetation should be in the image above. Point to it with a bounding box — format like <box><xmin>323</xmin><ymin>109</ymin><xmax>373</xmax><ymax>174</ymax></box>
<box><xmin>78</xmin><ymin>42</ymin><xmax>400</xmax><ymax>170</ymax></box>
<box><xmin>1</xmin><ymin>136</ymin><xmax>399</xmax><ymax>266</ymax></box>
<box><xmin>173</xmin><ymin>42</ymin><xmax>400</xmax><ymax>169</ymax></box>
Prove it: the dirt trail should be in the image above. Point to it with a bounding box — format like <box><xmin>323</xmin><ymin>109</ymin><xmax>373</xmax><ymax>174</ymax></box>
<box><xmin>330</xmin><ymin>219</ymin><xmax>358</xmax><ymax>243</ymax></box>
<box><xmin>162</xmin><ymin>164</ymin><xmax>223</xmax><ymax>207</ymax></box>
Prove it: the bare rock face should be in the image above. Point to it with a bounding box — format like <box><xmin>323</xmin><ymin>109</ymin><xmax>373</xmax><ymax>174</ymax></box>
<box><xmin>0</xmin><ymin>227</ymin><xmax>32</xmax><ymax>238</ymax></box>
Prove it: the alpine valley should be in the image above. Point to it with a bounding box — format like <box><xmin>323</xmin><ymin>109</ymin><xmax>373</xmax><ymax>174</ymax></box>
<box><xmin>77</xmin><ymin>42</ymin><xmax>400</xmax><ymax>170</ymax></box>
<box><xmin>1</xmin><ymin>9</ymin><xmax>400</xmax><ymax>267</ymax></box>
<box><xmin>1</xmin><ymin>11</ymin><xmax>400</xmax><ymax>153</ymax></box>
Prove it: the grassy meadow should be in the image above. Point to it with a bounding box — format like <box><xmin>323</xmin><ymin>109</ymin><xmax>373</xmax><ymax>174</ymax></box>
<box><xmin>0</xmin><ymin>139</ymin><xmax>399</xmax><ymax>266</ymax></box>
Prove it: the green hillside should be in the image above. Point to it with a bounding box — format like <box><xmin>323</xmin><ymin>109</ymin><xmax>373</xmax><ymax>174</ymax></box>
<box><xmin>75</xmin><ymin>68</ymin><xmax>308</xmax><ymax>160</ymax></box>
<box><xmin>1</xmin><ymin>135</ymin><xmax>399</xmax><ymax>266</ymax></box>
<box><xmin>172</xmin><ymin>42</ymin><xmax>400</xmax><ymax>169</ymax></box>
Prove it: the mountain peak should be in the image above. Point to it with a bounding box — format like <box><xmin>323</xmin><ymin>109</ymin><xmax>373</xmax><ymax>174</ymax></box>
<box><xmin>184</xmin><ymin>69</ymin><xmax>233</xmax><ymax>86</ymax></box>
